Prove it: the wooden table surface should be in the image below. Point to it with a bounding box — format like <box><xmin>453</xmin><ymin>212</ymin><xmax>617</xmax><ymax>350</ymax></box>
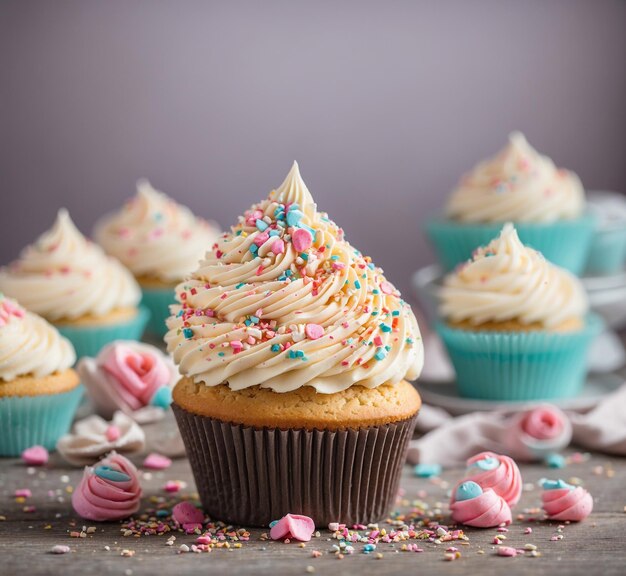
<box><xmin>1</xmin><ymin>445</ymin><xmax>625</xmax><ymax>576</ymax></box>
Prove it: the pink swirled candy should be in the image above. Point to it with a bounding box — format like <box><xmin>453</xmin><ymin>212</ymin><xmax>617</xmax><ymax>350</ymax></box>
<box><xmin>541</xmin><ymin>479</ymin><xmax>593</xmax><ymax>522</ymax></box>
<box><xmin>464</xmin><ymin>451</ymin><xmax>522</xmax><ymax>507</ymax></box>
<box><xmin>72</xmin><ymin>451</ymin><xmax>142</xmax><ymax>521</ymax></box>
<box><xmin>450</xmin><ymin>481</ymin><xmax>512</xmax><ymax>528</ymax></box>
<box><xmin>504</xmin><ymin>406</ymin><xmax>572</xmax><ymax>461</ymax></box>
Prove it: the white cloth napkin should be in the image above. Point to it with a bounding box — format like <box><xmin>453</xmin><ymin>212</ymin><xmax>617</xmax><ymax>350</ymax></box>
<box><xmin>408</xmin><ymin>381</ymin><xmax>626</xmax><ymax>466</ymax></box>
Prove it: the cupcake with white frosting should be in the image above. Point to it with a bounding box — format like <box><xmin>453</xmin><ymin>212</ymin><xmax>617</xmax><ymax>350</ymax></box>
<box><xmin>94</xmin><ymin>180</ymin><xmax>220</xmax><ymax>336</ymax></box>
<box><xmin>0</xmin><ymin>295</ymin><xmax>83</xmax><ymax>455</ymax></box>
<box><xmin>0</xmin><ymin>210</ymin><xmax>147</xmax><ymax>358</ymax></box>
<box><xmin>436</xmin><ymin>224</ymin><xmax>602</xmax><ymax>400</ymax></box>
<box><xmin>168</xmin><ymin>162</ymin><xmax>424</xmax><ymax>526</ymax></box>
<box><xmin>427</xmin><ymin>132</ymin><xmax>594</xmax><ymax>274</ymax></box>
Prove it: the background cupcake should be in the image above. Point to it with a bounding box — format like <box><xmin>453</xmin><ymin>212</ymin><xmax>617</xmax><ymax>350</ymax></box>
<box><xmin>0</xmin><ymin>295</ymin><xmax>82</xmax><ymax>455</ymax></box>
<box><xmin>95</xmin><ymin>179</ymin><xmax>221</xmax><ymax>337</ymax></box>
<box><xmin>167</xmin><ymin>162</ymin><xmax>424</xmax><ymax>526</ymax></box>
<box><xmin>0</xmin><ymin>209</ymin><xmax>147</xmax><ymax>358</ymax></box>
<box><xmin>436</xmin><ymin>223</ymin><xmax>602</xmax><ymax>400</ymax></box>
<box><xmin>427</xmin><ymin>132</ymin><xmax>594</xmax><ymax>274</ymax></box>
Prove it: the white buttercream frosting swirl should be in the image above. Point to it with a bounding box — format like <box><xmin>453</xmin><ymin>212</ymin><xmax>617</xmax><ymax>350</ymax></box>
<box><xmin>95</xmin><ymin>180</ymin><xmax>221</xmax><ymax>282</ymax></box>
<box><xmin>165</xmin><ymin>162</ymin><xmax>423</xmax><ymax>393</ymax></box>
<box><xmin>0</xmin><ymin>296</ymin><xmax>76</xmax><ymax>381</ymax></box>
<box><xmin>446</xmin><ymin>132</ymin><xmax>585</xmax><ymax>223</ymax></box>
<box><xmin>439</xmin><ymin>223</ymin><xmax>588</xmax><ymax>329</ymax></box>
<box><xmin>0</xmin><ymin>210</ymin><xmax>140</xmax><ymax>321</ymax></box>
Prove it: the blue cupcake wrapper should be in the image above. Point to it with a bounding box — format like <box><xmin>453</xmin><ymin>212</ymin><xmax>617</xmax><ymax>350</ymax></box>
<box><xmin>584</xmin><ymin>226</ymin><xmax>626</xmax><ymax>275</ymax></box>
<box><xmin>0</xmin><ymin>384</ymin><xmax>84</xmax><ymax>456</ymax></box>
<box><xmin>56</xmin><ymin>306</ymin><xmax>150</xmax><ymax>359</ymax></box>
<box><xmin>435</xmin><ymin>314</ymin><xmax>603</xmax><ymax>401</ymax></box>
<box><xmin>426</xmin><ymin>215</ymin><xmax>595</xmax><ymax>274</ymax></box>
<box><xmin>141</xmin><ymin>287</ymin><xmax>176</xmax><ymax>338</ymax></box>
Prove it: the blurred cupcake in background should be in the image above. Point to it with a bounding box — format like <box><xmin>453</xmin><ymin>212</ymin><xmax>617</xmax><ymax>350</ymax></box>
<box><xmin>0</xmin><ymin>295</ymin><xmax>82</xmax><ymax>455</ymax></box>
<box><xmin>436</xmin><ymin>223</ymin><xmax>602</xmax><ymax>400</ymax></box>
<box><xmin>0</xmin><ymin>209</ymin><xmax>147</xmax><ymax>358</ymax></box>
<box><xmin>78</xmin><ymin>340</ymin><xmax>177</xmax><ymax>423</ymax></box>
<box><xmin>427</xmin><ymin>132</ymin><xmax>594</xmax><ymax>274</ymax></box>
<box><xmin>95</xmin><ymin>180</ymin><xmax>221</xmax><ymax>337</ymax></box>
<box><xmin>584</xmin><ymin>191</ymin><xmax>626</xmax><ymax>276</ymax></box>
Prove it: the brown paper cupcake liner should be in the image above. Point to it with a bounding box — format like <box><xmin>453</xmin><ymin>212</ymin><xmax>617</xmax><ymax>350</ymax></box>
<box><xmin>172</xmin><ymin>403</ymin><xmax>418</xmax><ymax>527</ymax></box>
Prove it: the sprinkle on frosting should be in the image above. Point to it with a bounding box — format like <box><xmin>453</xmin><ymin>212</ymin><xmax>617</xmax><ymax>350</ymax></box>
<box><xmin>446</xmin><ymin>132</ymin><xmax>585</xmax><ymax>223</ymax></box>
<box><xmin>0</xmin><ymin>210</ymin><xmax>140</xmax><ymax>321</ymax></box>
<box><xmin>0</xmin><ymin>294</ymin><xmax>75</xmax><ymax>381</ymax></box>
<box><xmin>165</xmin><ymin>162</ymin><xmax>423</xmax><ymax>393</ymax></box>
<box><xmin>439</xmin><ymin>223</ymin><xmax>588</xmax><ymax>329</ymax></box>
<box><xmin>95</xmin><ymin>180</ymin><xmax>221</xmax><ymax>282</ymax></box>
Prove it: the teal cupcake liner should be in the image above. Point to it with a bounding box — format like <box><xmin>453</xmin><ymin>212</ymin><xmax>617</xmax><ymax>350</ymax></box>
<box><xmin>56</xmin><ymin>306</ymin><xmax>150</xmax><ymax>359</ymax></box>
<box><xmin>436</xmin><ymin>314</ymin><xmax>603</xmax><ymax>401</ymax></box>
<box><xmin>0</xmin><ymin>384</ymin><xmax>84</xmax><ymax>456</ymax></box>
<box><xmin>584</xmin><ymin>226</ymin><xmax>626</xmax><ymax>276</ymax></box>
<box><xmin>141</xmin><ymin>287</ymin><xmax>176</xmax><ymax>338</ymax></box>
<box><xmin>426</xmin><ymin>215</ymin><xmax>595</xmax><ymax>274</ymax></box>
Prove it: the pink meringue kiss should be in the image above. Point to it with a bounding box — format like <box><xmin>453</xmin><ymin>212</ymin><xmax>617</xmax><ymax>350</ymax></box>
<box><xmin>270</xmin><ymin>514</ymin><xmax>315</xmax><ymax>542</ymax></box>
<box><xmin>504</xmin><ymin>406</ymin><xmax>572</xmax><ymax>462</ymax></box>
<box><xmin>450</xmin><ymin>481</ymin><xmax>512</xmax><ymax>528</ymax></box>
<box><xmin>464</xmin><ymin>451</ymin><xmax>523</xmax><ymax>507</ymax></box>
<box><xmin>541</xmin><ymin>479</ymin><xmax>593</xmax><ymax>522</ymax></box>
<box><xmin>78</xmin><ymin>341</ymin><xmax>176</xmax><ymax>420</ymax></box>
<box><xmin>72</xmin><ymin>451</ymin><xmax>142</xmax><ymax>521</ymax></box>
<box><xmin>21</xmin><ymin>445</ymin><xmax>49</xmax><ymax>466</ymax></box>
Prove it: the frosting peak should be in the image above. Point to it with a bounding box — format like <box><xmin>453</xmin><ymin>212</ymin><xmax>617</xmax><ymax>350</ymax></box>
<box><xmin>0</xmin><ymin>295</ymin><xmax>75</xmax><ymax>381</ymax></box>
<box><xmin>95</xmin><ymin>180</ymin><xmax>221</xmax><ymax>282</ymax></box>
<box><xmin>0</xmin><ymin>210</ymin><xmax>140</xmax><ymax>321</ymax></box>
<box><xmin>440</xmin><ymin>223</ymin><xmax>588</xmax><ymax>329</ymax></box>
<box><xmin>165</xmin><ymin>163</ymin><xmax>423</xmax><ymax>394</ymax></box>
<box><xmin>271</xmin><ymin>161</ymin><xmax>316</xmax><ymax>217</ymax></box>
<box><xmin>446</xmin><ymin>132</ymin><xmax>584</xmax><ymax>223</ymax></box>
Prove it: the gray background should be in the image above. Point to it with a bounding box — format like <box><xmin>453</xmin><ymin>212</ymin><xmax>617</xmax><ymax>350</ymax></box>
<box><xmin>1</xmin><ymin>0</ymin><xmax>625</xmax><ymax>297</ymax></box>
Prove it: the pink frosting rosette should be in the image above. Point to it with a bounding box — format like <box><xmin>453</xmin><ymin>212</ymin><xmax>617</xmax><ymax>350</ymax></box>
<box><xmin>463</xmin><ymin>451</ymin><xmax>522</xmax><ymax>507</ymax></box>
<box><xmin>72</xmin><ymin>451</ymin><xmax>142</xmax><ymax>521</ymax></box>
<box><xmin>450</xmin><ymin>481</ymin><xmax>512</xmax><ymax>528</ymax></box>
<box><xmin>504</xmin><ymin>406</ymin><xmax>572</xmax><ymax>462</ymax></box>
<box><xmin>541</xmin><ymin>479</ymin><xmax>593</xmax><ymax>522</ymax></box>
<box><xmin>78</xmin><ymin>341</ymin><xmax>177</xmax><ymax>422</ymax></box>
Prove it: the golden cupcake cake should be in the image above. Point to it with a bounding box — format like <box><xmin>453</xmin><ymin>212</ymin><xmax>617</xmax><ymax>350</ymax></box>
<box><xmin>427</xmin><ymin>132</ymin><xmax>594</xmax><ymax>273</ymax></box>
<box><xmin>95</xmin><ymin>180</ymin><xmax>220</xmax><ymax>336</ymax></box>
<box><xmin>0</xmin><ymin>209</ymin><xmax>147</xmax><ymax>358</ymax></box>
<box><xmin>167</xmin><ymin>162</ymin><xmax>423</xmax><ymax>526</ymax></box>
<box><xmin>0</xmin><ymin>295</ymin><xmax>82</xmax><ymax>455</ymax></box>
<box><xmin>436</xmin><ymin>223</ymin><xmax>601</xmax><ymax>400</ymax></box>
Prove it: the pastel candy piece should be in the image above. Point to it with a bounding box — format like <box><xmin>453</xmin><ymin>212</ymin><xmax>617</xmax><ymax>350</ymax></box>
<box><xmin>545</xmin><ymin>453</ymin><xmax>566</xmax><ymax>468</ymax></box>
<box><xmin>269</xmin><ymin>513</ymin><xmax>315</xmax><ymax>542</ymax></box>
<box><xmin>541</xmin><ymin>479</ymin><xmax>574</xmax><ymax>491</ymax></box>
<box><xmin>464</xmin><ymin>451</ymin><xmax>522</xmax><ymax>507</ymax></box>
<box><xmin>304</xmin><ymin>323</ymin><xmax>324</xmax><ymax>340</ymax></box>
<box><xmin>414</xmin><ymin>463</ymin><xmax>442</xmax><ymax>478</ymax></box>
<box><xmin>172</xmin><ymin>501</ymin><xmax>204</xmax><ymax>525</ymax></box>
<box><xmin>21</xmin><ymin>445</ymin><xmax>49</xmax><ymax>466</ymax></box>
<box><xmin>105</xmin><ymin>425</ymin><xmax>121</xmax><ymax>442</ymax></box>
<box><xmin>254</xmin><ymin>232</ymin><xmax>270</xmax><ymax>247</ymax></box>
<box><xmin>541</xmin><ymin>485</ymin><xmax>593</xmax><ymax>522</ymax></box>
<box><xmin>292</xmin><ymin>228</ymin><xmax>313</xmax><ymax>252</ymax></box>
<box><xmin>471</xmin><ymin>456</ymin><xmax>499</xmax><ymax>471</ymax></box>
<box><xmin>256</xmin><ymin>219</ymin><xmax>269</xmax><ymax>232</ymax></box>
<box><xmin>143</xmin><ymin>453</ymin><xmax>172</xmax><ymax>470</ymax></box>
<box><xmin>380</xmin><ymin>281</ymin><xmax>394</xmax><ymax>295</ymax></box>
<box><xmin>271</xmin><ymin>239</ymin><xmax>285</xmax><ymax>255</ymax></box>
<box><xmin>94</xmin><ymin>465</ymin><xmax>131</xmax><ymax>483</ymax></box>
<box><xmin>15</xmin><ymin>488</ymin><xmax>32</xmax><ymax>498</ymax></box>
<box><xmin>455</xmin><ymin>481</ymin><xmax>483</xmax><ymax>501</ymax></box>
<box><xmin>151</xmin><ymin>386</ymin><xmax>172</xmax><ymax>409</ymax></box>
<box><xmin>286</xmin><ymin>209</ymin><xmax>304</xmax><ymax>227</ymax></box>
<box><xmin>497</xmin><ymin>546</ymin><xmax>518</xmax><ymax>557</ymax></box>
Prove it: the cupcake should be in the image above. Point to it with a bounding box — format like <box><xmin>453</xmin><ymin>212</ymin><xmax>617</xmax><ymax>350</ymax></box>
<box><xmin>77</xmin><ymin>341</ymin><xmax>177</xmax><ymax>422</ymax></box>
<box><xmin>427</xmin><ymin>132</ymin><xmax>594</xmax><ymax>274</ymax></box>
<box><xmin>167</xmin><ymin>162</ymin><xmax>424</xmax><ymax>526</ymax></box>
<box><xmin>436</xmin><ymin>223</ymin><xmax>602</xmax><ymax>400</ymax></box>
<box><xmin>0</xmin><ymin>295</ymin><xmax>83</xmax><ymax>455</ymax></box>
<box><xmin>0</xmin><ymin>209</ymin><xmax>148</xmax><ymax>358</ymax></box>
<box><xmin>95</xmin><ymin>180</ymin><xmax>221</xmax><ymax>337</ymax></box>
